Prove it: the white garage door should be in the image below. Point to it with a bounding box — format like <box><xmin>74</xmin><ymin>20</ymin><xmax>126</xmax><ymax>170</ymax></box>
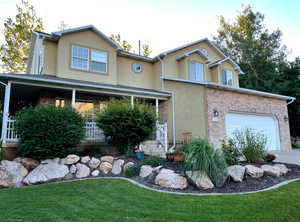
<box><xmin>225</xmin><ymin>113</ymin><xmax>280</xmax><ymax>151</ymax></box>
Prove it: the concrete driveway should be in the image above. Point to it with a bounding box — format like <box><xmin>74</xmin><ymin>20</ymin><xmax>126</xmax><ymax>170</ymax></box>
<box><xmin>271</xmin><ymin>149</ymin><xmax>300</xmax><ymax>166</ymax></box>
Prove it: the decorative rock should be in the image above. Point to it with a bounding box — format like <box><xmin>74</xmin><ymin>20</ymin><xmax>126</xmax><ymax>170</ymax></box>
<box><xmin>153</xmin><ymin>166</ymin><xmax>163</xmax><ymax>173</ymax></box>
<box><xmin>186</xmin><ymin>171</ymin><xmax>214</xmax><ymax>189</ymax></box>
<box><xmin>61</xmin><ymin>155</ymin><xmax>80</xmax><ymax>165</ymax></box>
<box><xmin>273</xmin><ymin>164</ymin><xmax>289</xmax><ymax>176</ymax></box>
<box><xmin>81</xmin><ymin>156</ymin><xmax>90</xmax><ymax>164</ymax></box>
<box><xmin>91</xmin><ymin>170</ymin><xmax>100</xmax><ymax>177</ymax></box>
<box><xmin>1</xmin><ymin>160</ymin><xmax>28</xmax><ymax>187</ymax></box>
<box><xmin>100</xmin><ymin>156</ymin><xmax>114</xmax><ymax>164</ymax></box>
<box><xmin>88</xmin><ymin>157</ymin><xmax>100</xmax><ymax>169</ymax></box>
<box><xmin>261</xmin><ymin>165</ymin><xmax>281</xmax><ymax>177</ymax></box>
<box><xmin>245</xmin><ymin>165</ymin><xmax>264</xmax><ymax>178</ymax></box>
<box><xmin>139</xmin><ymin>165</ymin><xmax>153</xmax><ymax>178</ymax></box>
<box><xmin>75</xmin><ymin>163</ymin><xmax>90</xmax><ymax>178</ymax></box>
<box><xmin>227</xmin><ymin>165</ymin><xmax>245</xmax><ymax>182</ymax></box>
<box><xmin>111</xmin><ymin>159</ymin><xmax>125</xmax><ymax>175</ymax></box>
<box><xmin>99</xmin><ymin>162</ymin><xmax>113</xmax><ymax>174</ymax></box>
<box><xmin>23</xmin><ymin>163</ymin><xmax>69</xmax><ymax>184</ymax></box>
<box><xmin>155</xmin><ymin>169</ymin><xmax>188</xmax><ymax>189</ymax></box>
<box><xmin>0</xmin><ymin>166</ymin><xmax>14</xmax><ymax>188</ymax></box>
<box><xmin>123</xmin><ymin>162</ymin><xmax>135</xmax><ymax>171</ymax></box>
<box><xmin>70</xmin><ymin>165</ymin><xmax>77</xmax><ymax>174</ymax></box>
<box><xmin>19</xmin><ymin>158</ymin><xmax>40</xmax><ymax>170</ymax></box>
<box><xmin>64</xmin><ymin>173</ymin><xmax>74</xmax><ymax>180</ymax></box>
<box><xmin>41</xmin><ymin>158</ymin><xmax>60</xmax><ymax>164</ymax></box>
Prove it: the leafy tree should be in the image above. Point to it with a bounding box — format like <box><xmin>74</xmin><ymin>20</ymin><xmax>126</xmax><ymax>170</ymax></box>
<box><xmin>110</xmin><ymin>34</ymin><xmax>133</xmax><ymax>52</ymax></box>
<box><xmin>141</xmin><ymin>42</ymin><xmax>152</xmax><ymax>57</ymax></box>
<box><xmin>0</xmin><ymin>0</ymin><xmax>43</xmax><ymax>73</ymax></box>
<box><xmin>213</xmin><ymin>5</ymin><xmax>287</xmax><ymax>90</ymax></box>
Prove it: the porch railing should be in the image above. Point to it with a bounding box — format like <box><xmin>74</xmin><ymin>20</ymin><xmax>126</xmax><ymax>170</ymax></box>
<box><xmin>6</xmin><ymin>119</ymin><xmax>19</xmax><ymax>142</ymax></box>
<box><xmin>156</xmin><ymin>122</ymin><xmax>168</xmax><ymax>152</ymax></box>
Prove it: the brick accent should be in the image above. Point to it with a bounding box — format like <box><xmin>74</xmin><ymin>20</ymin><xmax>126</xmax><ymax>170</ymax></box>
<box><xmin>205</xmin><ymin>88</ymin><xmax>291</xmax><ymax>150</ymax></box>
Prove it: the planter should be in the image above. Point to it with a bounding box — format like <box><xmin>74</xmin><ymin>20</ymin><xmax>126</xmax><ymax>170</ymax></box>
<box><xmin>166</xmin><ymin>153</ymin><xmax>174</xmax><ymax>162</ymax></box>
<box><xmin>174</xmin><ymin>154</ymin><xmax>185</xmax><ymax>162</ymax></box>
<box><xmin>135</xmin><ymin>151</ymin><xmax>144</xmax><ymax>160</ymax></box>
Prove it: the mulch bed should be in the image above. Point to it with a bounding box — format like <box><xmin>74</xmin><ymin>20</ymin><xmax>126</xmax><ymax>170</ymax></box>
<box><xmin>133</xmin><ymin>161</ymin><xmax>300</xmax><ymax>194</ymax></box>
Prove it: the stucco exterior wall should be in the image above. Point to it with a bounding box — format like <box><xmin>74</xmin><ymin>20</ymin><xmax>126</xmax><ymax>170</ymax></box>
<box><xmin>205</xmin><ymin>87</ymin><xmax>291</xmax><ymax>150</ymax></box>
<box><xmin>164</xmin><ymin>80</ymin><xmax>207</xmax><ymax>143</ymax></box>
<box><xmin>43</xmin><ymin>40</ymin><xmax>57</xmax><ymax>76</ymax></box>
<box><xmin>56</xmin><ymin>30</ymin><xmax>118</xmax><ymax>85</ymax></box>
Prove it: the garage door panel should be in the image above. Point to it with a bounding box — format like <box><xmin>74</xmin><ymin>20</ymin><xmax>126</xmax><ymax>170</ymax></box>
<box><xmin>225</xmin><ymin>113</ymin><xmax>280</xmax><ymax>151</ymax></box>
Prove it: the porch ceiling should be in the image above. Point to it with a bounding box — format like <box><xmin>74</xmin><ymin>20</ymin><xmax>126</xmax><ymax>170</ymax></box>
<box><xmin>0</xmin><ymin>74</ymin><xmax>171</xmax><ymax>100</ymax></box>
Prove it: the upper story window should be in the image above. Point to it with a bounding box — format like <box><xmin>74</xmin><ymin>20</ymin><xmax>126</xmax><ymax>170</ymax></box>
<box><xmin>221</xmin><ymin>69</ymin><xmax>233</xmax><ymax>86</ymax></box>
<box><xmin>189</xmin><ymin>61</ymin><xmax>204</xmax><ymax>81</ymax></box>
<box><xmin>71</xmin><ymin>45</ymin><xmax>108</xmax><ymax>73</ymax></box>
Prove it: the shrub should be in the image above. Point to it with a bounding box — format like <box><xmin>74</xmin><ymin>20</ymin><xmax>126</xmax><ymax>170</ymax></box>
<box><xmin>15</xmin><ymin>106</ymin><xmax>85</xmax><ymax>160</ymax></box>
<box><xmin>124</xmin><ymin>165</ymin><xmax>140</xmax><ymax>178</ymax></box>
<box><xmin>183</xmin><ymin>138</ymin><xmax>228</xmax><ymax>187</ymax></box>
<box><xmin>140</xmin><ymin>155</ymin><xmax>164</xmax><ymax>167</ymax></box>
<box><xmin>221</xmin><ymin>139</ymin><xmax>242</xmax><ymax>165</ymax></box>
<box><xmin>96</xmin><ymin>99</ymin><xmax>156</xmax><ymax>154</ymax></box>
<box><xmin>230</xmin><ymin>128</ymin><xmax>267</xmax><ymax>163</ymax></box>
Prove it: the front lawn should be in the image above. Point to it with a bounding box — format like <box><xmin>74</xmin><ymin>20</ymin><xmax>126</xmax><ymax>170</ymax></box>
<box><xmin>0</xmin><ymin>178</ymin><xmax>299</xmax><ymax>222</ymax></box>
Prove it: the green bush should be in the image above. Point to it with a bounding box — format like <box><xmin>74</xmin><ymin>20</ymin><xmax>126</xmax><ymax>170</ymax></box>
<box><xmin>221</xmin><ymin>139</ymin><xmax>242</xmax><ymax>165</ymax></box>
<box><xmin>230</xmin><ymin>128</ymin><xmax>267</xmax><ymax>163</ymax></box>
<box><xmin>183</xmin><ymin>138</ymin><xmax>228</xmax><ymax>187</ymax></box>
<box><xmin>96</xmin><ymin>99</ymin><xmax>156</xmax><ymax>153</ymax></box>
<box><xmin>15</xmin><ymin>106</ymin><xmax>85</xmax><ymax>160</ymax></box>
<box><xmin>140</xmin><ymin>155</ymin><xmax>164</xmax><ymax>167</ymax></box>
<box><xmin>124</xmin><ymin>165</ymin><xmax>140</xmax><ymax>178</ymax></box>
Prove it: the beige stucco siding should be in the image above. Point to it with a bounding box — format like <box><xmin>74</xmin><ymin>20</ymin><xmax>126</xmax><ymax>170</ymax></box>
<box><xmin>43</xmin><ymin>40</ymin><xmax>57</xmax><ymax>76</ymax></box>
<box><xmin>117</xmin><ymin>56</ymin><xmax>157</xmax><ymax>90</ymax></box>
<box><xmin>164</xmin><ymin>80</ymin><xmax>207</xmax><ymax>143</ymax></box>
<box><xmin>56</xmin><ymin>30</ymin><xmax>118</xmax><ymax>85</ymax></box>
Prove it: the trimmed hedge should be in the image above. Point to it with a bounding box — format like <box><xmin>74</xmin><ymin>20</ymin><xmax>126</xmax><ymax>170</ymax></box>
<box><xmin>15</xmin><ymin>106</ymin><xmax>85</xmax><ymax>160</ymax></box>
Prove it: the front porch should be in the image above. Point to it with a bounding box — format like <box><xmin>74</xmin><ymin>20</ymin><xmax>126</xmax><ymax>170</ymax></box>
<box><xmin>0</xmin><ymin>74</ymin><xmax>171</xmax><ymax>154</ymax></box>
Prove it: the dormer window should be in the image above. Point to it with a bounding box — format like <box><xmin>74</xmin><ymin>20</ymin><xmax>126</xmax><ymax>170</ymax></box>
<box><xmin>71</xmin><ymin>45</ymin><xmax>107</xmax><ymax>73</ymax></box>
<box><xmin>189</xmin><ymin>61</ymin><xmax>204</xmax><ymax>81</ymax></box>
<box><xmin>221</xmin><ymin>69</ymin><xmax>233</xmax><ymax>86</ymax></box>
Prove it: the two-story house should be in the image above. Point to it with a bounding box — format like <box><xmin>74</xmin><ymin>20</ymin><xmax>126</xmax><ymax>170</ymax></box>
<box><xmin>0</xmin><ymin>25</ymin><xmax>294</xmax><ymax>157</ymax></box>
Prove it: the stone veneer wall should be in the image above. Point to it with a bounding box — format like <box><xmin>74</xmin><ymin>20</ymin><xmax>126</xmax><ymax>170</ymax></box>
<box><xmin>205</xmin><ymin>88</ymin><xmax>291</xmax><ymax>150</ymax></box>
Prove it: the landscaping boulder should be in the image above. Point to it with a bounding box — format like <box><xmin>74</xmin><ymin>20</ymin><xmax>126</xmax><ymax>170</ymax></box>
<box><xmin>1</xmin><ymin>160</ymin><xmax>28</xmax><ymax>187</ymax></box>
<box><xmin>100</xmin><ymin>156</ymin><xmax>114</xmax><ymax>164</ymax></box>
<box><xmin>91</xmin><ymin>170</ymin><xmax>100</xmax><ymax>177</ymax></box>
<box><xmin>111</xmin><ymin>159</ymin><xmax>125</xmax><ymax>175</ymax></box>
<box><xmin>81</xmin><ymin>156</ymin><xmax>90</xmax><ymax>164</ymax></box>
<box><xmin>23</xmin><ymin>163</ymin><xmax>69</xmax><ymax>184</ymax></box>
<box><xmin>14</xmin><ymin>157</ymin><xmax>39</xmax><ymax>170</ymax></box>
<box><xmin>227</xmin><ymin>165</ymin><xmax>245</xmax><ymax>182</ymax></box>
<box><xmin>261</xmin><ymin>165</ymin><xmax>281</xmax><ymax>177</ymax></box>
<box><xmin>70</xmin><ymin>165</ymin><xmax>77</xmax><ymax>174</ymax></box>
<box><xmin>41</xmin><ymin>158</ymin><xmax>60</xmax><ymax>164</ymax></box>
<box><xmin>139</xmin><ymin>165</ymin><xmax>153</xmax><ymax>178</ymax></box>
<box><xmin>123</xmin><ymin>162</ymin><xmax>135</xmax><ymax>172</ymax></box>
<box><xmin>61</xmin><ymin>154</ymin><xmax>80</xmax><ymax>165</ymax></box>
<box><xmin>75</xmin><ymin>163</ymin><xmax>90</xmax><ymax>178</ymax></box>
<box><xmin>0</xmin><ymin>166</ymin><xmax>14</xmax><ymax>188</ymax></box>
<box><xmin>273</xmin><ymin>164</ymin><xmax>289</xmax><ymax>176</ymax></box>
<box><xmin>99</xmin><ymin>162</ymin><xmax>112</xmax><ymax>174</ymax></box>
<box><xmin>245</xmin><ymin>165</ymin><xmax>264</xmax><ymax>178</ymax></box>
<box><xmin>88</xmin><ymin>157</ymin><xmax>100</xmax><ymax>169</ymax></box>
<box><xmin>155</xmin><ymin>169</ymin><xmax>188</xmax><ymax>189</ymax></box>
<box><xmin>186</xmin><ymin>171</ymin><xmax>214</xmax><ymax>189</ymax></box>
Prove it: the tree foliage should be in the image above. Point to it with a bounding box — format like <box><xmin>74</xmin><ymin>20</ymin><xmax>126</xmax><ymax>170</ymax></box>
<box><xmin>141</xmin><ymin>42</ymin><xmax>152</xmax><ymax>57</ymax></box>
<box><xmin>0</xmin><ymin>0</ymin><xmax>43</xmax><ymax>73</ymax></box>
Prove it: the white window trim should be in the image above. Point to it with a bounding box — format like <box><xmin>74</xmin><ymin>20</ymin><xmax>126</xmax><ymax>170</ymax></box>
<box><xmin>188</xmin><ymin>61</ymin><xmax>204</xmax><ymax>82</ymax></box>
<box><xmin>71</xmin><ymin>45</ymin><xmax>90</xmax><ymax>71</ymax></box>
<box><xmin>90</xmin><ymin>49</ymin><xmax>108</xmax><ymax>73</ymax></box>
<box><xmin>221</xmin><ymin>69</ymin><xmax>233</xmax><ymax>86</ymax></box>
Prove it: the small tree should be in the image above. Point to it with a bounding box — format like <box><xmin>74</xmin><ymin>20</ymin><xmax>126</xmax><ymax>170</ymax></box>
<box><xmin>96</xmin><ymin>99</ymin><xmax>156</xmax><ymax>153</ymax></box>
<box><xmin>15</xmin><ymin>106</ymin><xmax>85</xmax><ymax>160</ymax></box>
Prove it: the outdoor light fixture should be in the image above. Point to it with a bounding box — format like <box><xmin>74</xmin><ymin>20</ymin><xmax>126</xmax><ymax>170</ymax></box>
<box><xmin>284</xmin><ymin>115</ymin><xmax>289</xmax><ymax>122</ymax></box>
<box><xmin>213</xmin><ymin>109</ymin><xmax>219</xmax><ymax>117</ymax></box>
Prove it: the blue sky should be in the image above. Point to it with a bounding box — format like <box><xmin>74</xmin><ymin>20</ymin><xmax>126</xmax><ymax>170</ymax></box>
<box><xmin>0</xmin><ymin>0</ymin><xmax>299</xmax><ymax>59</ymax></box>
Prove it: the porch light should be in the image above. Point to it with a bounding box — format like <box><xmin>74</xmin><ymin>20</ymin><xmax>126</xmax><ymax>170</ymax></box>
<box><xmin>284</xmin><ymin>115</ymin><xmax>289</xmax><ymax>122</ymax></box>
<box><xmin>213</xmin><ymin>109</ymin><xmax>219</xmax><ymax>117</ymax></box>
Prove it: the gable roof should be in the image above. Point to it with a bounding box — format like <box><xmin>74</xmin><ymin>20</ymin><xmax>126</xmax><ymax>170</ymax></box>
<box><xmin>176</xmin><ymin>48</ymin><xmax>212</xmax><ymax>63</ymax></box>
<box><xmin>209</xmin><ymin>57</ymin><xmax>244</xmax><ymax>73</ymax></box>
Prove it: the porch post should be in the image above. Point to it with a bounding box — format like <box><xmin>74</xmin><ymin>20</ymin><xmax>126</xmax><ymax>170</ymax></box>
<box><xmin>155</xmin><ymin>98</ymin><xmax>159</xmax><ymax>140</ymax></box>
<box><xmin>71</xmin><ymin>89</ymin><xmax>76</xmax><ymax>108</ymax></box>
<box><xmin>155</xmin><ymin>98</ymin><xmax>159</xmax><ymax>119</ymax></box>
<box><xmin>2</xmin><ymin>82</ymin><xmax>11</xmax><ymax>143</ymax></box>
<box><xmin>131</xmin><ymin>96</ymin><xmax>134</xmax><ymax>108</ymax></box>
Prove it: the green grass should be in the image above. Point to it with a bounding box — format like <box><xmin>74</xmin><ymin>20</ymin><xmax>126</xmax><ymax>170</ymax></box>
<box><xmin>0</xmin><ymin>179</ymin><xmax>300</xmax><ymax>222</ymax></box>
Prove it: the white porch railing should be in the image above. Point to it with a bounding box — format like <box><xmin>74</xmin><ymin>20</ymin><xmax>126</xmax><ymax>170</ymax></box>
<box><xmin>6</xmin><ymin>119</ymin><xmax>19</xmax><ymax>142</ymax></box>
<box><xmin>156</xmin><ymin>122</ymin><xmax>168</xmax><ymax>152</ymax></box>
<box><xmin>84</xmin><ymin>121</ymin><xmax>105</xmax><ymax>141</ymax></box>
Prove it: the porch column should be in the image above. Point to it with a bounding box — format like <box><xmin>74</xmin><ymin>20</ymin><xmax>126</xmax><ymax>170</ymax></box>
<box><xmin>2</xmin><ymin>82</ymin><xmax>11</xmax><ymax>143</ymax></box>
<box><xmin>71</xmin><ymin>89</ymin><xmax>76</xmax><ymax>108</ymax></box>
<box><xmin>155</xmin><ymin>98</ymin><xmax>159</xmax><ymax>119</ymax></box>
<box><xmin>131</xmin><ymin>96</ymin><xmax>134</xmax><ymax>108</ymax></box>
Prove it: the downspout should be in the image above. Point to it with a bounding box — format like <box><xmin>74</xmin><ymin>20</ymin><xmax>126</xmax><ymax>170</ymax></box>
<box><xmin>157</xmin><ymin>54</ymin><xmax>176</xmax><ymax>151</ymax></box>
<box><xmin>32</xmin><ymin>31</ymin><xmax>45</xmax><ymax>74</ymax></box>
